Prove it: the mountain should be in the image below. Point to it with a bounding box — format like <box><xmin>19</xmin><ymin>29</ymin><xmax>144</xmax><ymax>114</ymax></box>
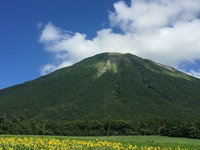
<box><xmin>1</xmin><ymin>52</ymin><xmax>200</xmax><ymax>120</ymax></box>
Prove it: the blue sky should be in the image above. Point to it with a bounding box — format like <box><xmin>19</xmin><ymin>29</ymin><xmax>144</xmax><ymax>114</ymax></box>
<box><xmin>0</xmin><ymin>0</ymin><xmax>117</xmax><ymax>89</ymax></box>
<box><xmin>1</xmin><ymin>0</ymin><xmax>200</xmax><ymax>89</ymax></box>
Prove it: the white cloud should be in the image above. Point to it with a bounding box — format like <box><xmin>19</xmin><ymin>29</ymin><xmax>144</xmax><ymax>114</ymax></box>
<box><xmin>40</xmin><ymin>64</ymin><xmax>57</xmax><ymax>75</ymax></box>
<box><xmin>39</xmin><ymin>0</ymin><xmax>200</xmax><ymax>76</ymax></box>
<box><xmin>109</xmin><ymin>0</ymin><xmax>200</xmax><ymax>33</ymax></box>
<box><xmin>183</xmin><ymin>70</ymin><xmax>200</xmax><ymax>79</ymax></box>
<box><xmin>40</xmin><ymin>61</ymin><xmax>73</xmax><ymax>75</ymax></box>
<box><xmin>39</xmin><ymin>22</ymin><xmax>71</xmax><ymax>43</ymax></box>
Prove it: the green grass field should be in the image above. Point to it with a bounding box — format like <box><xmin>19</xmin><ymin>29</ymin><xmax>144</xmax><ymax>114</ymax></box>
<box><xmin>66</xmin><ymin>136</ymin><xmax>200</xmax><ymax>149</ymax></box>
<box><xmin>1</xmin><ymin>135</ymin><xmax>200</xmax><ymax>149</ymax></box>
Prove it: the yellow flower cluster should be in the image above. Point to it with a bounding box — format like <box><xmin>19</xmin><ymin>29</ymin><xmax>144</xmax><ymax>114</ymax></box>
<box><xmin>0</xmin><ymin>137</ymin><xmax>187</xmax><ymax>150</ymax></box>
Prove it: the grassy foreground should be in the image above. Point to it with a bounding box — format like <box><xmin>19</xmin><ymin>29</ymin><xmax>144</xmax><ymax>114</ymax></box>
<box><xmin>0</xmin><ymin>135</ymin><xmax>200</xmax><ymax>149</ymax></box>
<box><xmin>72</xmin><ymin>136</ymin><xmax>200</xmax><ymax>149</ymax></box>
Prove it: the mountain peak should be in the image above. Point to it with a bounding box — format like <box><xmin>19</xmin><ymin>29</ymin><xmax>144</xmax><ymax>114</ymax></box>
<box><xmin>89</xmin><ymin>53</ymin><xmax>191</xmax><ymax>81</ymax></box>
<box><xmin>0</xmin><ymin>52</ymin><xmax>200</xmax><ymax>120</ymax></box>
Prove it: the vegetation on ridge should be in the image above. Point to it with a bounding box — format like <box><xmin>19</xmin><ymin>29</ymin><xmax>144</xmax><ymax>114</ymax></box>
<box><xmin>0</xmin><ymin>53</ymin><xmax>200</xmax><ymax>121</ymax></box>
<box><xmin>1</xmin><ymin>53</ymin><xmax>200</xmax><ymax>139</ymax></box>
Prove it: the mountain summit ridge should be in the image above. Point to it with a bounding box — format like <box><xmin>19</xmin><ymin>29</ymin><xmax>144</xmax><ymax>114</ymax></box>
<box><xmin>0</xmin><ymin>52</ymin><xmax>200</xmax><ymax>120</ymax></box>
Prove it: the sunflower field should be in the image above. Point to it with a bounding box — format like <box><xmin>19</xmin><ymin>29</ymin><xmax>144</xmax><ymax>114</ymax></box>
<box><xmin>0</xmin><ymin>136</ymin><xmax>188</xmax><ymax>150</ymax></box>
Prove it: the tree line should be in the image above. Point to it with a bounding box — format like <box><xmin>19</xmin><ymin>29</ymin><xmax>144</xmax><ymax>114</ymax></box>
<box><xmin>0</xmin><ymin>115</ymin><xmax>200</xmax><ymax>139</ymax></box>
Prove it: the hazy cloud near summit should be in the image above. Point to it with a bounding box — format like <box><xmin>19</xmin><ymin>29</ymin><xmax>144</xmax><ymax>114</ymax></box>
<box><xmin>39</xmin><ymin>0</ymin><xmax>200</xmax><ymax>76</ymax></box>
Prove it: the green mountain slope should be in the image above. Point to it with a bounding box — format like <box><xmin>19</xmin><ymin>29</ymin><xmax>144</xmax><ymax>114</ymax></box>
<box><xmin>1</xmin><ymin>53</ymin><xmax>200</xmax><ymax>120</ymax></box>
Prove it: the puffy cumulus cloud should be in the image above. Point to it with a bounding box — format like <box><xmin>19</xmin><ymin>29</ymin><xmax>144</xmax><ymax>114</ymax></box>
<box><xmin>39</xmin><ymin>22</ymin><xmax>62</xmax><ymax>43</ymax></box>
<box><xmin>39</xmin><ymin>0</ymin><xmax>200</xmax><ymax>76</ymax></box>
<box><xmin>109</xmin><ymin>0</ymin><xmax>200</xmax><ymax>33</ymax></box>
<box><xmin>39</xmin><ymin>22</ymin><xmax>72</xmax><ymax>44</ymax></box>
